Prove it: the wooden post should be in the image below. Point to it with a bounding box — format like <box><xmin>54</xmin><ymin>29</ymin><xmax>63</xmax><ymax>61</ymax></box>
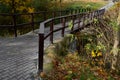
<box><xmin>95</xmin><ymin>11</ymin><xmax>97</xmax><ymax>18</ymax></box>
<box><xmin>82</xmin><ymin>13</ymin><xmax>85</xmax><ymax>27</ymax></box>
<box><xmin>78</xmin><ymin>15</ymin><xmax>80</xmax><ymax>28</ymax></box>
<box><xmin>90</xmin><ymin>12</ymin><xmax>92</xmax><ymax>21</ymax></box>
<box><xmin>38</xmin><ymin>33</ymin><xmax>44</xmax><ymax>72</ymax></box>
<box><xmin>92</xmin><ymin>12</ymin><xmax>94</xmax><ymax>21</ymax></box>
<box><xmin>71</xmin><ymin>15</ymin><xmax>75</xmax><ymax>31</ymax></box>
<box><xmin>12</xmin><ymin>0</ymin><xmax>17</xmax><ymax>37</ymax></box>
<box><xmin>50</xmin><ymin>20</ymin><xmax>54</xmax><ymax>44</ymax></box>
<box><xmin>62</xmin><ymin>18</ymin><xmax>66</xmax><ymax>37</ymax></box>
<box><xmin>38</xmin><ymin>23</ymin><xmax>44</xmax><ymax>72</ymax></box>
<box><xmin>13</xmin><ymin>14</ymin><xmax>17</xmax><ymax>37</ymax></box>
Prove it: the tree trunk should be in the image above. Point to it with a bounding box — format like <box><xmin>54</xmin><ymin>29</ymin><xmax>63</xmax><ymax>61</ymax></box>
<box><xmin>111</xmin><ymin>9</ymin><xmax>120</xmax><ymax>70</ymax></box>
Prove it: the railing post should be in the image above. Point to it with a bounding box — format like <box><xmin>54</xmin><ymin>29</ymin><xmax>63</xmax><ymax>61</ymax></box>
<box><xmin>38</xmin><ymin>33</ymin><xmax>44</xmax><ymax>72</ymax></box>
<box><xmin>12</xmin><ymin>14</ymin><xmax>17</xmax><ymax>37</ymax></box>
<box><xmin>78</xmin><ymin>14</ymin><xmax>81</xmax><ymax>28</ymax></box>
<box><xmin>62</xmin><ymin>18</ymin><xmax>66</xmax><ymax>37</ymax></box>
<box><xmin>50</xmin><ymin>20</ymin><xmax>54</xmax><ymax>44</ymax></box>
<box><xmin>82</xmin><ymin>13</ymin><xmax>85</xmax><ymax>27</ymax></box>
<box><xmin>100</xmin><ymin>10</ymin><xmax>102</xmax><ymax>18</ymax></box>
<box><xmin>71</xmin><ymin>15</ymin><xmax>75</xmax><ymax>31</ymax></box>
<box><xmin>90</xmin><ymin>12</ymin><xmax>92</xmax><ymax>21</ymax></box>
<box><xmin>87</xmin><ymin>13</ymin><xmax>89</xmax><ymax>24</ymax></box>
<box><xmin>91</xmin><ymin>12</ymin><xmax>94</xmax><ymax>21</ymax></box>
<box><xmin>38</xmin><ymin>23</ymin><xmax>44</xmax><ymax>72</ymax></box>
<box><xmin>31</xmin><ymin>13</ymin><xmax>34</xmax><ymax>32</ymax></box>
<box><xmin>95</xmin><ymin>11</ymin><xmax>97</xmax><ymax>18</ymax></box>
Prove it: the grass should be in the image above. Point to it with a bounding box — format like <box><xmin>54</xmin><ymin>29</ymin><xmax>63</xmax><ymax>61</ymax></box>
<box><xmin>64</xmin><ymin>0</ymin><xmax>108</xmax><ymax>10</ymax></box>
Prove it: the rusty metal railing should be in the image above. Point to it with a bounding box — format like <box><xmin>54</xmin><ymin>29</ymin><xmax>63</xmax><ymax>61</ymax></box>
<box><xmin>38</xmin><ymin>9</ymin><xmax>105</xmax><ymax>72</ymax></box>
<box><xmin>0</xmin><ymin>9</ymin><xmax>88</xmax><ymax>37</ymax></box>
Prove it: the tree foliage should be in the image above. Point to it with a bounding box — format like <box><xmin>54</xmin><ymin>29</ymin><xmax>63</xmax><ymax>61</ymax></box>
<box><xmin>0</xmin><ymin>0</ymin><xmax>34</xmax><ymax>13</ymax></box>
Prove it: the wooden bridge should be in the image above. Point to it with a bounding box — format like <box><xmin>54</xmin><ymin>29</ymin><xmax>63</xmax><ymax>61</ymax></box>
<box><xmin>38</xmin><ymin>8</ymin><xmax>105</xmax><ymax>72</ymax></box>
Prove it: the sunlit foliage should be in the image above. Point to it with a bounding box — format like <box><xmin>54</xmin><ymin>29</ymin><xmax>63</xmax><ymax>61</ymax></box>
<box><xmin>0</xmin><ymin>0</ymin><xmax>34</xmax><ymax>13</ymax></box>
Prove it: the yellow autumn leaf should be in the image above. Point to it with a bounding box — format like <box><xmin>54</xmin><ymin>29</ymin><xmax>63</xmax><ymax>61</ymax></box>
<box><xmin>17</xmin><ymin>6</ymin><xmax>26</xmax><ymax>11</ymax></box>
<box><xmin>97</xmin><ymin>52</ymin><xmax>102</xmax><ymax>57</ymax></box>
<box><xmin>28</xmin><ymin>7</ymin><xmax>34</xmax><ymax>13</ymax></box>
<box><xmin>91</xmin><ymin>50</ymin><xmax>96</xmax><ymax>58</ymax></box>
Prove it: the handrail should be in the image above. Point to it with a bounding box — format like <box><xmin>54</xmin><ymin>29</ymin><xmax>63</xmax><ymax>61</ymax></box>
<box><xmin>39</xmin><ymin>9</ymin><xmax>105</xmax><ymax>40</ymax></box>
<box><xmin>38</xmin><ymin>8</ymin><xmax>105</xmax><ymax>72</ymax></box>
<box><xmin>0</xmin><ymin>9</ymin><xmax>87</xmax><ymax>37</ymax></box>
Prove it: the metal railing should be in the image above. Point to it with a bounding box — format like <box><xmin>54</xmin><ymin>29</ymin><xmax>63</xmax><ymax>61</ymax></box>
<box><xmin>0</xmin><ymin>9</ymin><xmax>90</xmax><ymax>37</ymax></box>
<box><xmin>38</xmin><ymin>8</ymin><xmax>105</xmax><ymax>72</ymax></box>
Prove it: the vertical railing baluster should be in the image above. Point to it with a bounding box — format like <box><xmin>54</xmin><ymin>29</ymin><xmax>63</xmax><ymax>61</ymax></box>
<box><xmin>87</xmin><ymin>13</ymin><xmax>90</xmax><ymax>24</ymax></box>
<box><xmin>82</xmin><ymin>13</ymin><xmax>85</xmax><ymax>27</ymax></box>
<box><xmin>78</xmin><ymin>14</ymin><xmax>80</xmax><ymax>28</ymax></box>
<box><xmin>62</xmin><ymin>17</ymin><xmax>66</xmax><ymax>37</ymax></box>
<box><xmin>50</xmin><ymin>20</ymin><xmax>54</xmax><ymax>44</ymax></box>
<box><xmin>90</xmin><ymin>12</ymin><xmax>92</xmax><ymax>21</ymax></box>
<box><xmin>92</xmin><ymin>12</ymin><xmax>94</xmax><ymax>21</ymax></box>
<box><xmin>13</xmin><ymin>14</ymin><xmax>17</xmax><ymax>37</ymax></box>
<box><xmin>72</xmin><ymin>15</ymin><xmax>75</xmax><ymax>31</ymax></box>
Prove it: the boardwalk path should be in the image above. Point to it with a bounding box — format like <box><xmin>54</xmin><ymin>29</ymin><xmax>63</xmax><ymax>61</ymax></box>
<box><xmin>0</xmin><ymin>1</ymin><xmax>114</xmax><ymax>80</ymax></box>
<box><xmin>0</xmin><ymin>34</ymin><xmax>38</xmax><ymax>80</ymax></box>
<box><xmin>0</xmin><ymin>24</ymin><xmax>66</xmax><ymax>80</ymax></box>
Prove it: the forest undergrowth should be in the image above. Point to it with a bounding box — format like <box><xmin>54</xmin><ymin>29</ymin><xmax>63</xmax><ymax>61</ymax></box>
<box><xmin>38</xmin><ymin>2</ymin><xmax>120</xmax><ymax>80</ymax></box>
